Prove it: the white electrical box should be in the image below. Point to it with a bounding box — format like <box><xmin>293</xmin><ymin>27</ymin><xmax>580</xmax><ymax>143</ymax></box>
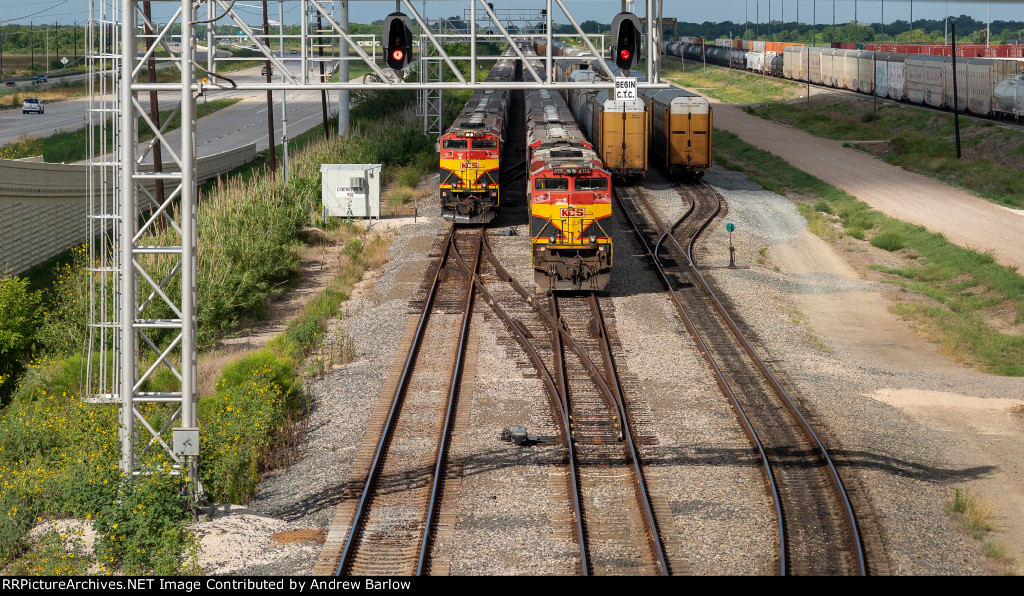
<box><xmin>320</xmin><ymin>163</ymin><xmax>382</xmax><ymax>218</ymax></box>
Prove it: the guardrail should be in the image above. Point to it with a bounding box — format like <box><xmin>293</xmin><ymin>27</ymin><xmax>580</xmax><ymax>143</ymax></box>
<box><xmin>1</xmin><ymin>143</ymin><xmax>257</xmax><ymax>275</ymax></box>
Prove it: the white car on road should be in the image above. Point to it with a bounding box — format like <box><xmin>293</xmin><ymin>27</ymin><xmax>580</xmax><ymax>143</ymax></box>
<box><xmin>22</xmin><ymin>97</ymin><xmax>44</xmax><ymax>114</ymax></box>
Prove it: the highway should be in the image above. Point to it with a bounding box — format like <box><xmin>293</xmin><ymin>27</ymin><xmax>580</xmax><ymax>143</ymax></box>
<box><xmin>0</xmin><ymin>48</ymin><xmax>343</xmax><ymax>159</ymax></box>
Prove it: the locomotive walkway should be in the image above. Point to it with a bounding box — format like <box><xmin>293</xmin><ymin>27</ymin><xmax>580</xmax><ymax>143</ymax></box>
<box><xmin>710</xmin><ymin>100</ymin><xmax>1024</xmax><ymax>274</ymax></box>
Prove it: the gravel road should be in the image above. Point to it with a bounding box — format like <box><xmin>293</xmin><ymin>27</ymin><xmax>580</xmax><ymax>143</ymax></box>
<box><xmin>710</xmin><ymin>99</ymin><xmax>1024</xmax><ymax>273</ymax></box>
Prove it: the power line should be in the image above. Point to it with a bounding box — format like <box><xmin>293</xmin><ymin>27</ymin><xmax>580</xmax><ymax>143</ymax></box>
<box><xmin>0</xmin><ymin>0</ymin><xmax>73</xmax><ymax>26</ymax></box>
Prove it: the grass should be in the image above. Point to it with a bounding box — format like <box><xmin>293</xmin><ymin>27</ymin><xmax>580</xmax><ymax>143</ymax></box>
<box><xmin>713</xmin><ymin>128</ymin><xmax>1024</xmax><ymax>376</ymax></box>
<box><xmin>744</xmin><ymin>98</ymin><xmax>1024</xmax><ymax>209</ymax></box>
<box><xmin>947</xmin><ymin>487</ymin><xmax>1020</xmax><ymax>574</ymax></box>
<box><xmin>658</xmin><ymin>57</ymin><xmax>803</xmax><ymax>104</ymax></box>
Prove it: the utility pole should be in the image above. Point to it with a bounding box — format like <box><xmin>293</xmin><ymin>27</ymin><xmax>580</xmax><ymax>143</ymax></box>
<box><xmin>31</xmin><ymin>21</ymin><xmax>34</xmax><ymax>72</ymax></box>
<box><xmin>338</xmin><ymin>0</ymin><xmax>349</xmax><ymax>136</ymax></box>
<box><xmin>951</xmin><ymin>20</ymin><xmax>961</xmax><ymax>159</ymax></box>
<box><xmin>279</xmin><ymin>0</ymin><xmax>290</xmax><ymax>181</ymax></box>
<box><xmin>317</xmin><ymin>10</ymin><xmax>329</xmax><ymax>139</ymax></box>
<box><xmin>263</xmin><ymin>1</ymin><xmax>277</xmax><ymax>178</ymax></box>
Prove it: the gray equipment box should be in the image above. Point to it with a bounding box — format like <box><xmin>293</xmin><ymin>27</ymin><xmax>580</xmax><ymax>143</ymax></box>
<box><xmin>320</xmin><ymin>163</ymin><xmax>382</xmax><ymax>218</ymax></box>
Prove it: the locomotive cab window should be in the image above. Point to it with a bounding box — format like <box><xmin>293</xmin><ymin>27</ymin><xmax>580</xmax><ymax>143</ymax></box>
<box><xmin>574</xmin><ymin>178</ymin><xmax>608</xmax><ymax>191</ymax></box>
<box><xmin>443</xmin><ymin>139</ymin><xmax>468</xmax><ymax>149</ymax></box>
<box><xmin>535</xmin><ymin>178</ymin><xmax>569</xmax><ymax>191</ymax></box>
<box><xmin>473</xmin><ymin>139</ymin><xmax>498</xmax><ymax>149</ymax></box>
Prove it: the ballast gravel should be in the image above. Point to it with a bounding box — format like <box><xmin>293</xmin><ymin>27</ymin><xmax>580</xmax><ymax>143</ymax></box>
<box><xmin>196</xmin><ymin>166</ymin><xmax>1013</xmax><ymax>576</ymax></box>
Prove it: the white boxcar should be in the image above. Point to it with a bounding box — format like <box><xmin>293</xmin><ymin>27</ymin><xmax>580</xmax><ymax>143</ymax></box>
<box><xmin>905</xmin><ymin>55</ymin><xmax>928</xmax><ymax>104</ymax></box>
<box><xmin>921</xmin><ymin>55</ymin><xmax>949</xmax><ymax>107</ymax></box>
<box><xmin>820</xmin><ymin>48</ymin><xmax>839</xmax><ymax>87</ymax></box>
<box><xmin>874</xmin><ymin>52</ymin><xmax>891</xmax><ymax>98</ymax></box>
<box><xmin>942</xmin><ymin>58</ymin><xmax>970</xmax><ymax>112</ymax></box>
<box><xmin>808</xmin><ymin>47</ymin><xmax>823</xmax><ymax>84</ymax></box>
<box><xmin>857</xmin><ymin>51</ymin><xmax>875</xmax><ymax>94</ymax></box>
<box><xmin>835</xmin><ymin>49</ymin><xmax>851</xmax><ymax>91</ymax></box>
<box><xmin>887</xmin><ymin>53</ymin><xmax>908</xmax><ymax>100</ymax></box>
<box><xmin>966</xmin><ymin>58</ymin><xmax>1023</xmax><ymax>116</ymax></box>
<box><xmin>783</xmin><ymin>45</ymin><xmax>796</xmax><ymax>79</ymax></box>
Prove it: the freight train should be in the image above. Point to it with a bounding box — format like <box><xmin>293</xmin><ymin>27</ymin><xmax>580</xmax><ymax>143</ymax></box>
<box><xmin>524</xmin><ymin>48</ymin><xmax>614</xmax><ymax>291</ymax></box>
<box><xmin>534</xmin><ymin>39</ymin><xmax>713</xmax><ymax>180</ymax></box>
<box><xmin>536</xmin><ymin>39</ymin><xmax>649</xmax><ymax>180</ymax></box>
<box><xmin>438</xmin><ymin>51</ymin><xmax>516</xmax><ymax>223</ymax></box>
<box><xmin>666</xmin><ymin>41</ymin><xmax>1024</xmax><ymax>121</ymax></box>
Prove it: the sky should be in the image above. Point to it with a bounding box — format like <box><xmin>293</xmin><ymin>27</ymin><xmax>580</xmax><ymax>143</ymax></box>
<box><xmin>1</xmin><ymin>1</ymin><xmax>1022</xmax><ymax>30</ymax></box>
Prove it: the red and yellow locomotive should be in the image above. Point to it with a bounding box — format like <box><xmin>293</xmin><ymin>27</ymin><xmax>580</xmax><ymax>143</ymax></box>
<box><xmin>438</xmin><ymin>55</ymin><xmax>514</xmax><ymax>224</ymax></box>
<box><xmin>526</xmin><ymin>88</ymin><xmax>613</xmax><ymax>291</ymax></box>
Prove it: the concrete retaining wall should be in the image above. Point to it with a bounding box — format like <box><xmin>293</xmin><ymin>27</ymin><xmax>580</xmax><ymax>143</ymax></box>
<box><xmin>1</xmin><ymin>143</ymin><xmax>257</xmax><ymax>275</ymax></box>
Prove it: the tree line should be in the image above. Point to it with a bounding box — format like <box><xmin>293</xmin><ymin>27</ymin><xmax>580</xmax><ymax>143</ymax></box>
<box><xmin>679</xmin><ymin>16</ymin><xmax>1024</xmax><ymax>45</ymax></box>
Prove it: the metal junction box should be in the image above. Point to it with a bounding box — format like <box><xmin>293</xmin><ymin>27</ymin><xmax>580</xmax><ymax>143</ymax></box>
<box><xmin>320</xmin><ymin>163</ymin><xmax>382</xmax><ymax>218</ymax></box>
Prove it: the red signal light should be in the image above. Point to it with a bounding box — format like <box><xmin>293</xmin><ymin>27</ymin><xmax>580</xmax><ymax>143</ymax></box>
<box><xmin>619</xmin><ymin>49</ymin><xmax>631</xmax><ymax>61</ymax></box>
<box><xmin>392</xmin><ymin>49</ymin><xmax>404</xmax><ymax>62</ymax></box>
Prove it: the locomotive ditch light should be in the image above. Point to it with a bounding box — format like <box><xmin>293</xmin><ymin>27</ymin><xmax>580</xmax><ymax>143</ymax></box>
<box><xmin>589</xmin><ymin>235</ymin><xmax>597</xmax><ymax>244</ymax></box>
<box><xmin>382</xmin><ymin>12</ymin><xmax>413</xmax><ymax>72</ymax></box>
<box><xmin>611</xmin><ymin>12</ymin><xmax>642</xmax><ymax>71</ymax></box>
<box><xmin>549</xmin><ymin>236</ymin><xmax>557</xmax><ymax>244</ymax></box>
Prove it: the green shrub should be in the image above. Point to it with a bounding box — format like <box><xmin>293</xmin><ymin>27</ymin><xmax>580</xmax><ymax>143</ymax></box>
<box><xmin>93</xmin><ymin>474</ymin><xmax>200</xmax><ymax>575</ymax></box>
<box><xmin>218</xmin><ymin>348</ymin><xmax>295</xmax><ymax>397</ymax></box>
<box><xmin>342</xmin><ymin>238</ymin><xmax>364</xmax><ymax>259</ymax></box>
<box><xmin>397</xmin><ymin>165</ymin><xmax>422</xmax><ymax>188</ymax></box>
<box><xmin>870</xmin><ymin>230</ymin><xmax>906</xmax><ymax>252</ymax></box>
<box><xmin>11</xmin><ymin>353</ymin><xmax>87</xmax><ymax>403</ymax></box>
<box><xmin>813</xmin><ymin>200</ymin><xmax>833</xmax><ymax>214</ymax></box>
<box><xmin>199</xmin><ymin>367</ymin><xmax>287</xmax><ymax>503</ymax></box>
<box><xmin>0</xmin><ymin>274</ymin><xmax>43</xmax><ymax>400</ymax></box>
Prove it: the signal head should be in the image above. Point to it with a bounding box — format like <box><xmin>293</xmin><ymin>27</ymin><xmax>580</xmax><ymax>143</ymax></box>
<box><xmin>383</xmin><ymin>12</ymin><xmax>413</xmax><ymax>71</ymax></box>
<box><xmin>611</xmin><ymin>12</ymin><xmax>642</xmax><ymax>71</ymax></box>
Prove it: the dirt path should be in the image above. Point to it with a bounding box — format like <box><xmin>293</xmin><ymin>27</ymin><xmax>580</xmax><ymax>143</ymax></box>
<box><xmin>710</xmin><ymin>100</ymin><xmax>1024</xmax><ymax>273</ymax></box>
<box><xmin>709</xmin><ymin>104</ymin><xmax>1024</xmax><ymax>570</ymax></box>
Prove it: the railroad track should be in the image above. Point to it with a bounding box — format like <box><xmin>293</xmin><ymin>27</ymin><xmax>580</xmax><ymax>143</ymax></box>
<box><xmin>450</xmin><ymin>234</ymin><xmax>677</xmax><ymax>575</ymax></box>
<box><xmin>549</xmin><ymin>292</ymin><xmax>673</xmax><ymax>575</ymax></box>
<box><xmin>615</xmin><ymin>181</ymin><xmax>868</xmax><ymax>576</ymax></box>
<box><xmin>331</xmin><ymin>225</ymin><xmax>481</xmax><ymax>576</ymax></box>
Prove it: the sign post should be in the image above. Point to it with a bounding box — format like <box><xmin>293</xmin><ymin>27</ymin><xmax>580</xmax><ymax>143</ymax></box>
<box><xmin>726</xmin><ymin>222</ymin><xmax>737</xmax><ymax>267</ymax></box>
